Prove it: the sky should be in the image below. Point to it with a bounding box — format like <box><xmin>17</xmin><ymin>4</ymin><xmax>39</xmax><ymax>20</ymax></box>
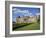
<box><xmin>12</xmin><ymin>7</ymin><xmax>40</xmax><ymax>22</ymax></box>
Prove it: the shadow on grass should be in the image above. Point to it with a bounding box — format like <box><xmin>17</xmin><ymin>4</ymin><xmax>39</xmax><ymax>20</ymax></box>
<box><xmin>13</xmin><ymin>23</ymin><xmax>33</xmax><ymax>30</ymax></box>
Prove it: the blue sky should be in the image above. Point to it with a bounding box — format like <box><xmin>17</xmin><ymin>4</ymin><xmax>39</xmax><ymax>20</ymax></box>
<box><xmin>12</xmin><ymin>7</ymin><xmax>40</xmax><ymax>22</ymax></box>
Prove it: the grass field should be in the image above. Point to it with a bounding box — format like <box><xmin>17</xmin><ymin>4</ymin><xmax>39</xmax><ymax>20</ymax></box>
<box><xmin>12</xmin><ymin>22</ymin><xmax>40</xmax><ymax>31</ymax></box>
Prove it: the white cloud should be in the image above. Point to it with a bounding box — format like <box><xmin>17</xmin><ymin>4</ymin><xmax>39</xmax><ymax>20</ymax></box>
<box><xmin>13</xmin><ymin>8</ymin><xmax>29</xmax><ymax>14</ymax></box>
<box><xmin>13</xmin><ymin>8</ymin><xmax>33</xmax><ymax>16</ymax></box>
<box><xmin>27</xmin><ymin>13</ymin><xmax>32</xmax><ymax>16</ymax></box>
<box><xmin>24</xmin><ymin>12</ymin><xmax>32</xmax><ymax>16</ymax></box>
<box><xmin>36</xmin><ymin>13</ymin><xmax>40</xmax><ymax>15</ymax></box>
<box><xmin>12</xmin><ymin>8</ymin><xmax>17</xmax><ymax>11</ymax></box>
<box><xmin>17</xmin><ymin>9</ymin><xmax>29</xmax><ymax>14</ymax></box>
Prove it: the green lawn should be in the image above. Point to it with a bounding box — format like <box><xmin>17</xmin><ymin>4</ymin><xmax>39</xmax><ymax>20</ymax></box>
<box><xmin>13</xmin><ymin>22</ymin><xmax>40</xmax><ymax>31</ymax></box>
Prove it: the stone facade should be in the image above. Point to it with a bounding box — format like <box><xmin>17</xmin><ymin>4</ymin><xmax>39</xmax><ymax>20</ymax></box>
<box><xmin>16</xmin><ymin>16</ymin><xmax>39</xmax><ymax>23</ymax></box>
